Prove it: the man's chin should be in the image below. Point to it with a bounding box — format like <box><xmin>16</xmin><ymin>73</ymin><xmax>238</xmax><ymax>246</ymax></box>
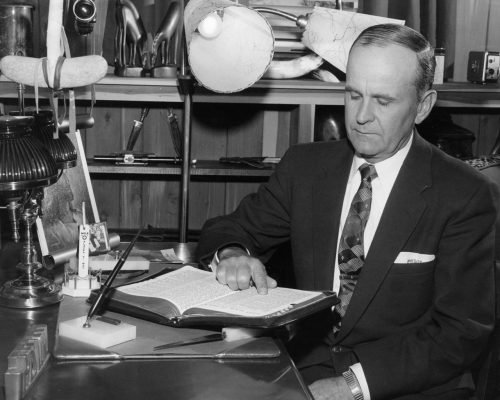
<box><xmin>352</xmin><ymin>144</ymin><xmax>377</xmax><ymax>159</ymax></box>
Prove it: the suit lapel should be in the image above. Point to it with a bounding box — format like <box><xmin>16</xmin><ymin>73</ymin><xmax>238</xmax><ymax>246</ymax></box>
<box><xmin>336</xmin><ymin>134</ymin><xmax>434</xmax><ymax>340</ymax></box>
<box><xmin>312</xmin><ymin>142</ymin><xmax>353</xmax><ymax>290</ymax></box>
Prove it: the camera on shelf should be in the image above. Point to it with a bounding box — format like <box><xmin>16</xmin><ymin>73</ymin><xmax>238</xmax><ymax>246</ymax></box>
<box><xmin>72</xmin><ymin>0</ymin><xmax>96</xmax><ymax>35</ymax></box>
<box><xmin>467</xmin><ymin>51</ymin><xmax>500</xmax><ymax>83</ymax></box>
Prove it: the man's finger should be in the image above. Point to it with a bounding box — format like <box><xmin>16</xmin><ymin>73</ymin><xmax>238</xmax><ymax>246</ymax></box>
<box><xmin>266</xmin><ymin>276</ymin><xmax>277</xmax><ymax>289</ymax></box>
<box><xmin>251</xmin><ymin>266</ymin><xmax>270</xmax><ymax>294</ymax></box>
<box><xmin>215</xmin><ymin>264</ymin><xmax>228</xmax><ymax>285</ymax></box>
<box><xmin>236</xmin><ymin>266</ymin><xmax>252</xmax><ymax>290</ymax></box>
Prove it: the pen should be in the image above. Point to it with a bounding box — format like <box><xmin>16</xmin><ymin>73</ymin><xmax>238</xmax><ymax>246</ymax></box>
<box><xmin>83</xmin><ymin>229</ymin><xmax>142</xmax><ymax>328</ymax></box>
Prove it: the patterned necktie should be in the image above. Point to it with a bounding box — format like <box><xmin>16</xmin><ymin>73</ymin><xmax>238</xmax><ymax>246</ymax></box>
<box><xmin>335</xmin><ymin>163</ymin><xmax>377</xmax><ymax>318</ymax></box>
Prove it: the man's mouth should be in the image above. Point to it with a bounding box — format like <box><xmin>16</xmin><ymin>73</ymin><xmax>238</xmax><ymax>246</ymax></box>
<box><xmin>353</xmin><ymin>128</ymin><xmax>376</xmax><ymax>135</ymax></box>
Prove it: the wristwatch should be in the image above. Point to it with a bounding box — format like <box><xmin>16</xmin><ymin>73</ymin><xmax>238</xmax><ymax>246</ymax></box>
<box><xmin>342</xmin><ymin>369</ymin><xmax>364</xmax><ymax>400</ymax></box>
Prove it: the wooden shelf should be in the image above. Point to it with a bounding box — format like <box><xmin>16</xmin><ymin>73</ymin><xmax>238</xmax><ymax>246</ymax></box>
<box><xmin>3</xmin><ymin>73</ymin><xmax>500</xmax><ymax>107</ymax></box>
<box><xmin>87</xmin><ymin>159</ymin><xmax>275</xmax><ymax>178</ymax></box>
<box><xmin>433</xmin><ymin>82</ymin><xmax>500</xmax><ymax>108</ymax></box>
<box><xmin>0</xmin><ymin>74</ymin><xmax>182</xmax><ymax>103</ymax></box>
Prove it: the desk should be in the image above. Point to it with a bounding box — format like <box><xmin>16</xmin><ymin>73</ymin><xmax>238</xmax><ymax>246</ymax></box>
<box><xmin>0</xmin><ymin>241</ymin><xmax>312</xmax><ymax>400</ymax></box>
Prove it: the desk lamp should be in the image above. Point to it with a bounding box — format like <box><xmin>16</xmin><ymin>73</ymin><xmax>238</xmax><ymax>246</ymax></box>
<box><xmin>0</xmin><ymin>115</ymin><xmax>61</xmax><ymax>308</ymax></box>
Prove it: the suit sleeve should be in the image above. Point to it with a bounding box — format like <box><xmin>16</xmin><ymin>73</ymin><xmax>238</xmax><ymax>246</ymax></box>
<box><xmin>355</xmin><ymin>179</ymin><xmax>496</xmax><ymax>398</ymax></box>
<box><xmin>196</xmin><ymin>148</ymin><xmax>296</xmax><ymax>264</ymax></box>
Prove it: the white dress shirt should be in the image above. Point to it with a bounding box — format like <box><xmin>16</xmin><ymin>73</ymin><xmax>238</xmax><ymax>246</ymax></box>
<box><xmin>335</xmin><ymin>134</ymin><xmax>413</xmax><ymax>399</ymax></box>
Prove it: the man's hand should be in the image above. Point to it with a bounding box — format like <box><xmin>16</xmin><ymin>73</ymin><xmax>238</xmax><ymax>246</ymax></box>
<box><xmin>215</xmin><ymin>247</ymin><xmax>277</xmax><ymax>294</ymax></box>
<box><xmin>308</xmin><ymin>377</ymin><xmax>354</xmax><ymax>400</ymax></box>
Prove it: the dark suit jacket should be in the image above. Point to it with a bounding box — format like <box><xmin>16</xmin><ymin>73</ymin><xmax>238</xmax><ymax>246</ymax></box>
<box><xmin>197</xmin><ymin>134</ymin><xmax>497</xmax><ymax>399</ymax></box>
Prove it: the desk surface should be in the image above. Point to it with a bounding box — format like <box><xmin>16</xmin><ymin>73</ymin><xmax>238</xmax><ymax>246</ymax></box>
<box><xmin>0</xmin><ymin>241</ymin><xmax>312</xmax><ymax>400</ymax></box>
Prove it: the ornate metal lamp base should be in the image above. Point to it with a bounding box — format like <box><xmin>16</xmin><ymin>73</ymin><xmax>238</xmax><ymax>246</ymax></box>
<box><xmin>0</xmin><ymin>261</ymin><xmax>62</xmax><ymax>308</ymax></box>
<box><xmin>0</xmin><ymin>196</ymin><xmax>62</xmax><ymax>309</ymax></box>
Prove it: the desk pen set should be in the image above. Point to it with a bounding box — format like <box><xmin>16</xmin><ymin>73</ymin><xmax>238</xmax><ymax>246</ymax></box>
<box><xmin>58</xmin><ymin>230</ymin><xmax>142</xmax><ymax>348</ymax></box>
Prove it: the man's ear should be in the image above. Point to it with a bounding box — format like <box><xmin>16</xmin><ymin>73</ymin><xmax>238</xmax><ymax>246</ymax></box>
<box><xmin>415</xmin><ymin>89</ymin><xmax>437</xmax><ymax>124</ymax></box>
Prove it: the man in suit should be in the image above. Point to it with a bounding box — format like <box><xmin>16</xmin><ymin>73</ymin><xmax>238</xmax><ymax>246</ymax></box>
<box><xmin>196</xmin><ymin>24</ymin><xmax>496</xmax><ymax>400</ymax></box>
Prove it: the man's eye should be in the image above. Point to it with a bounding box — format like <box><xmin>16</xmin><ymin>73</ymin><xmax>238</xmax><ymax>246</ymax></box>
<box><xmin>377</xmin><ymin>99</ymin><xmax>390</xmax><ymax>107</ymax></box>
<box><xmin>349</xmin><ymin>92</ymin><xmax>361</xmax><ymax>100</ymax></box>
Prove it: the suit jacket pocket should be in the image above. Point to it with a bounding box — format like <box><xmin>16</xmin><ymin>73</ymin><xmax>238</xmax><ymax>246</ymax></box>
<box><xmin>365</xmin><ymin>261</ymin><xmax>435</xmax><ymax>327</ymax></box>
<box><xmin>390</xmin><ymin>260</ymin><xmax>436</xmax><ymax>275</ymax></box>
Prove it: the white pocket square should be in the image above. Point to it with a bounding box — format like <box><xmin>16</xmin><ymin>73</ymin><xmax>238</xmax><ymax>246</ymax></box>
<box><xmin>394</xmin><ymin>252</ymin><xmax>435</xmax><ymax>263</ymax></box>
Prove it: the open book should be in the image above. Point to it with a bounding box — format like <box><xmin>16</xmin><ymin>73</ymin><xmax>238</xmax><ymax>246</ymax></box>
<box><xmin>91</xmin><ymin>266</ymin><xmax>338</xmax><ymax>328</ymax></box>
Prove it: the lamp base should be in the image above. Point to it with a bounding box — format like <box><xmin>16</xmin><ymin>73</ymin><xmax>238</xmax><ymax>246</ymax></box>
<box><xmin>0</xmin><ymin>261</ymin><xmax>62</xmax><ymax>308</ymax></box>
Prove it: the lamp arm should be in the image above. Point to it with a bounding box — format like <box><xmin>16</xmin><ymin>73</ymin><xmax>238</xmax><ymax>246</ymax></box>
<box><xmin>252</xmin><ymin>7</ymin><xmax>308</xmax><ymax>29</ymax></box>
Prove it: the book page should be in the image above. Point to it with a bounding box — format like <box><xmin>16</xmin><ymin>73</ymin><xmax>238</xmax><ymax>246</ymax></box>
<box><xmin>117</xmin><ymin>266</ymin><xmax>235</xmax><ymax>313</ymax></box>
<box><xmin>201</xmin><ymin>287</ymin><xmax>319</xmax><ymax>317</ymax></box>
<box><xmin>117</xmin><ymin>266</ymin><xmax>320</xmax><ymax>317</ymax></box>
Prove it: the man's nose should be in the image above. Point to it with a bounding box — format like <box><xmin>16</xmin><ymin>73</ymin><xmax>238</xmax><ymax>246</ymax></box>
<box><xmin>356</xmin><ymin>100</ymin><xmax>374</xmax><ymax>124</ymax></box>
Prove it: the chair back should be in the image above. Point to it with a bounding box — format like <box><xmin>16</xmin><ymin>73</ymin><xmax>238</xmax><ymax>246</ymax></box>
<box><xmin>471</xmin><ymin>158</ymin><xmax>500</xmax><ymax>400</ymax></box>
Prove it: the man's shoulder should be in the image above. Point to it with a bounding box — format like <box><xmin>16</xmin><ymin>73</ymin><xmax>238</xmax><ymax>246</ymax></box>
<box><xmin>423</xmin><ymin>144</ymin><xmax>496</xmax><ymax>206</ymax></box>
<box><xmin>430</xmin><ymin>144</ymin><xmax>490</xmax><ymax>184</ymax></box>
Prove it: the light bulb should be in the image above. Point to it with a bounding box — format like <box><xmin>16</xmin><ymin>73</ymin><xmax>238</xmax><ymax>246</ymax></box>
<box><xmin>198</xmin><ymin>11</ymin><xmax>223</xmax><ymax>39</ymax></box>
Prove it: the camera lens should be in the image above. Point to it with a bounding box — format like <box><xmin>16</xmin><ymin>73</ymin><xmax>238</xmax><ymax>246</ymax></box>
<box><xmin>73</xmin><ymin>0</ymin><xmax>96</xmax><ymax>23</ymax></box>
<box><xmin>73</xmin><ymin>0</ymin><xmax>96</xmax><ymax>35</ymax></box>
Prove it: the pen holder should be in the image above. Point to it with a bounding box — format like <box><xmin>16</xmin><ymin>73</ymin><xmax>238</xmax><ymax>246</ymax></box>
<box><xmin>62</xmin><ymin>260</ymin><xmax>101</xmax><ymax>297</ymax></box>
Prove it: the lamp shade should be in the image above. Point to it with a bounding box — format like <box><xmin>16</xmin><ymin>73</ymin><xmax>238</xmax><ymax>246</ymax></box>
<box><xmin>0</xmin><ymin>115</ymin><xmax>58</xmax><ymax>192</ymax></box>
<box><xmin>184</xmin><ymin>0</ymin><xmax>274</xmax><ymax>93</ymax></box>
<box><xmin>25</xmin><ymin>109</ymin><xmax>77</xmax><ymax>169</ymax></box>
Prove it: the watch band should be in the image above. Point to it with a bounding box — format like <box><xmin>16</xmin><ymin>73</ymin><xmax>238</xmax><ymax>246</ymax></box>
<box><xmin>342</xmin><ymin>369</ymin><xmax>364</xmax><ymax>400</ymax></box>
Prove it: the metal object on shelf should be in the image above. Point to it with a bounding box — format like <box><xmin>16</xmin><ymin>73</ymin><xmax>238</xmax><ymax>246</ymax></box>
<box><xmin>72</xmin><ymin>0</ymin><xmax>97</xmax><ymax>35</ymax></box>
<box><xmin>150</xmin><ymin>2</ymin><xmax>181</xmax><ymax>78</ymax></box>
<box><xmin>467</xmin><ymin>51</ymin><xmax>500</xmax><ymax>83</ymax></box>
<box><xmin>114</xmin><ymin>0</ymin><xmax>148</xmax><ymax>76</ymax></box>
<box><xmin>57</xmin><ymin>113</ymin><xmax>95</xmax><ymax>134</ymax></box>
<box><xmin>0</xmin><ymin>3</ymin><xmax>34</xmax><ymax>115</ymax></box>
<box><xmin>93</xmin><ymin>153</ymin><xmax>186</xmax><ymax>166</ymax></box>
<box><xmin>125</xmin><ymin>107</ymin><xmax>150</xmax><ymax>151</ymax></box>
<box><xmin>93</xmin><ymin>107</ymin><xmax>193</xmax><ymax>167</ymax></box>
<box><xmin>0</xmin><ymin>4</ymin><xmax>34</xmax><ymax>59</ymax></box>
<box><xmin>219</xmin><ymin>157</ymin><xmax>280</xmax><ymax>169</ymax></box>
<box><xmin>166</xmin><ymin>108</ymin><xmax>183</xmax><ymax>158</ymax></box>
<box><xmin>114</xmin><ymin>0</ymin><xmax>181</xmax><ymax>78</ymax></box>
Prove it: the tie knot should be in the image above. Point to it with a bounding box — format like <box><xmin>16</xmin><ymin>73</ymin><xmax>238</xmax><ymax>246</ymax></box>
<box><xmin>359</xmin><ymin>163</ymin><xmax>377</xmax><ymax>182</ymax></box>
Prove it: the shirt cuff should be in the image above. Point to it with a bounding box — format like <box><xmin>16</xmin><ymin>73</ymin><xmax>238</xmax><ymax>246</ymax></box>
<box><xmin>210</xmin><ymin>243</ymin><xmax>251</xmax><ymax>271</ymax></box>
<box><xmin>209</xmin><ymin>254</ymin><xmax>217</xmax><ymax>273</ymax></box>
<box><xmin>350</xmin><ymin>363</ymin><xmax>371</xmax><ymax>400</ymax></box>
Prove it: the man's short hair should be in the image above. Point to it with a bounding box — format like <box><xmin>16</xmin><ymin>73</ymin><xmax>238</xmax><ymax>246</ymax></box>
<box><xmin>350</xmin><ymin>23</ymin><xmax>436</xmax><ymax>99</ymax></box>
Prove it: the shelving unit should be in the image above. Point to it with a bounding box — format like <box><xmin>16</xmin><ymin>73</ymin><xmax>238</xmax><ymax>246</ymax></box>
<box><xmin>2</xmin><ymin>74</ymin><xmax>500</xmax><ymax>238</ymax></box>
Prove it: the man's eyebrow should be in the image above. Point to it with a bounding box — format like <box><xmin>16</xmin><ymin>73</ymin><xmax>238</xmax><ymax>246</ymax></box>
<box><xmin>344</xmin><ymin>86</ymin><xmax>396</xmax><ymax>101</ymax></box>
<box><xmin>344</xmin><ymin>84</ymin><xmax>356</xmax><ymax>92</ymax></box>
<box><xmin>373</xmin><ymin>93</ymin><xmax>396</xmax><ymax>101</ymax></box>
